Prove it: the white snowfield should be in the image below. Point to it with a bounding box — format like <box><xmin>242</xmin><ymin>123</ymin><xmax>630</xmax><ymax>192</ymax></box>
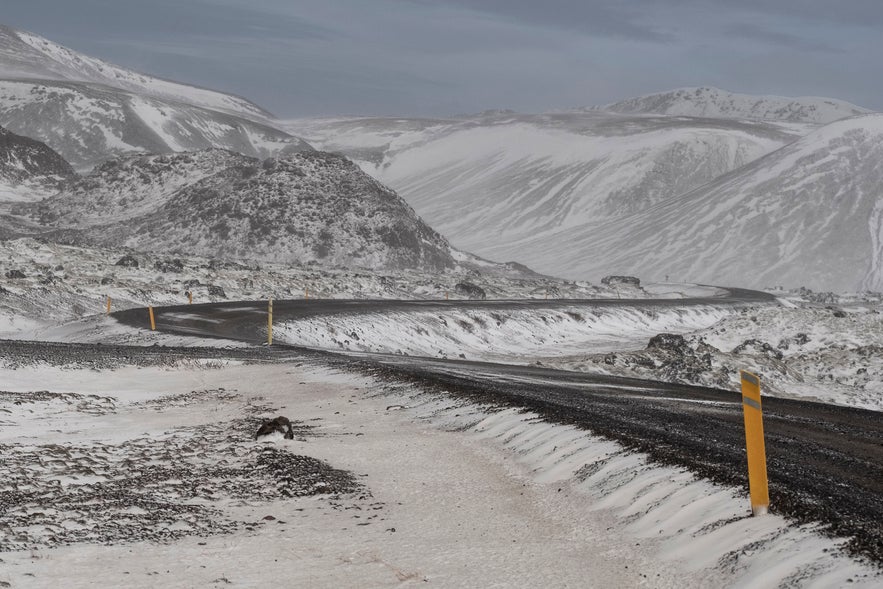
<box><xmin>542</xmin><ymin>113</ymin><xmax>883</xmax><ymax>291</ymax></box>
<box><xmin>0</xmin><ymin>361</ymin><xmax>876</xmax><ymax>588</ymax></box>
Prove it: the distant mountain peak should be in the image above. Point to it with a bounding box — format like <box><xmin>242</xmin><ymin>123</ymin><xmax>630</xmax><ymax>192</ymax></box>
<box><xmin>593</xmin><ymin>86</ymin><xmax>871</xmax><ymax>124</ymax></box>
<box><xmin>0</xmin><ymin>24</ymin><xmax>271</xmax><ymax>120</ymax></box>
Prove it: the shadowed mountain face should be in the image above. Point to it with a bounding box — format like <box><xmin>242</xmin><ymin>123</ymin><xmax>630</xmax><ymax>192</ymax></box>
<box><xmin>0</xmin><ymin>125</ymin><xmax>74</xmax><ymax>201</ymax></box>
<box><xmin>23</xmin><ymin>150</ymin><xmax>456</xmax><ymax>271</ymax></box>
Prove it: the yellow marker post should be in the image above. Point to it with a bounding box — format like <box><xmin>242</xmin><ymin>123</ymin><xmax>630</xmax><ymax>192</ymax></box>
<box><xmin>106</xmin><ymin>296</ymin><xmax>112</xmax><ymax>314</ymax></box>
<box><xmin>188</xmin><ymin>291</ymin><xmax>193</xmax><ymax>305</ymax></box>
<box><xmin>740</xmin><ymin>370</ymin><xmax>769</xmax><ymax>516</ymax></box>
<box><xmin>305</xmin><ymin>288</ymin><xmax>309</xmax><ymax>300</ymax></box>
<box><xmin>445</xmin><ymin>292</ymin><xmax>449</xmax><ymax>300</ymax></box>
<box><xmin>148</xmin><ymin>306</ymin><xmax>156</xmax><ymax>331</ymax></box>
<box><xmin>267</xmin><ymin>298</ymin><xmax>273</xmax><ymax>346</ymax></box>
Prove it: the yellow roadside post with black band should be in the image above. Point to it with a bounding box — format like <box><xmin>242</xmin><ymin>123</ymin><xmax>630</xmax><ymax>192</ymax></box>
<box><xmin>740</xmin><ymin>370</ymin><xmax>769</xmax><ymax>516</ymax></box>
<box><xmin>267</xmin><ymin>298</ymin><xmax>273</xmax><ymax>346</ymax></box>
<box><xmin>148</xmin><ymin>306</ymin><xmax>156</xmax><ymax>331</ymax></box>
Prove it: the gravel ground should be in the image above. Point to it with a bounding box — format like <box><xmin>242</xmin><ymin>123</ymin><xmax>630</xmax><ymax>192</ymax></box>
<box><xmin>0</xmin><ymin>354</ymin><xmax>366</xmax><ymax>552</ymax></box>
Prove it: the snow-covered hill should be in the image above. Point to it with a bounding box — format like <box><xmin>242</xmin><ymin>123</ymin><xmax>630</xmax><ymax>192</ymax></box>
<box><xmin>23</xmin><ymin>150</ymin><xmax>457</xmax><ymax>271</ymax></box>
<box><xmin>595</xmin><ymin>87</ymin><xmax>870</xmax><ymax>124</ymax></box>
<box><xmin>511</xmin><ymin>114</ymin><xmax>883</xmax><ymax>291</ymax></box>
<box><xmin>287</xmin><ymin>111</ymin><xmax>803</xmax><ymax>263</ymax></box>
<box><xmin>0</xmin><ymin>25</ymin><xmax>270</xmax><ymax>120</ymax></box>
<box><xmin>0</xmin><ymin>79</ymin><xmax>310</xmax><ymax>171</ymax></box>
<box><xmin>0</xmin><ymin>125</ymin><xmax>73</xmax><ymax>203</ymax></box>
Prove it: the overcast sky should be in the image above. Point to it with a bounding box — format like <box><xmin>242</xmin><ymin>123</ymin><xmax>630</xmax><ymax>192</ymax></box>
<box><xmin>4</xmin><ymin>0</ymin><xmax>882</xmax><ymax>117</ymax></box>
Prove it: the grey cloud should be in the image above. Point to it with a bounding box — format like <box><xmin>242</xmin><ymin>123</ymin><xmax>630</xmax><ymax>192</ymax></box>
<box><xmin>723</xmin><ymin>23</ymin><xmax>842</xmax><ymax>53</ymax></box>
<box><xmin>2</xmin><ymin>0</ymin><xmax>881</xmax><ymax>117</ymax></box>
<box><xmin>403</xmin><ymin>0</ymin><xmax>675</xmax><ymax>42</ymax></box>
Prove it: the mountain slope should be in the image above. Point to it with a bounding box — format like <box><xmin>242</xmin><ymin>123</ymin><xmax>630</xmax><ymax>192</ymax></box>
<box><xmin>0</xmin><ymin>25</ymin><xmax>269</xmax><ymax>120</ymax></box>
<box><xmin>0</xmin><ymin>79</ymin><xmax>310</xmax><ymax>171</ymax></box>
<box><xmin>30</xmin><ymin>150</ymin><xmax>456</xmax><ymax>271</ymax></box>
<box><xmin>596</xmin><ymin>87</ymin><xmax>870</xmax><ymax>124</ymax></box>
<box><xmin>0</xmin><ymin>124</ymin><xmax>73</xmax><ymax>202</ymax></box>
<box><xmin>507</xmin><ymin>114</ymin><xmax>883</xmax><ymax>291</ymax></box>
<box><xmin>287</xmin><ymin>111</ymin><xmax>803</xmax><ymax>259</ymax></box>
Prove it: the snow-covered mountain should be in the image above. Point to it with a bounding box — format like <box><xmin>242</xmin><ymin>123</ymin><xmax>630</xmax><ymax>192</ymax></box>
<box><xmin>0</xmin><ymin>25</ymin><xmax>311</xmax><ymax>171</ymax></box>
<box><xmin>508</xmin><ymin>114</ymin><xmax>883</xmax><ymax>291</ymax></box>
<box><xmin>0</xmin><ymin>79</ymin><xmax>311</xmax><ymax>171</ymax></box>
<box><xmin>0</xmin><ymin>25</ymin><xmax>269</xmax><ymax>120</ymax></box>
<box><xmin>595</xmin><ymin>87</ymin><xmax>870</xmax><ymax>124</ymax></box>
<box><xmin>287</xmin><ymin>89</ymin><xmax>880</xmax><ymax>290</ymax></box>
<box><xmin>0</xmin><ymin>125</ymin><xmax>73</xmax><ymax>202</ymax></box>
<box><xmin>287</xmin><ymin>110</ymin><xmax>804</xmax><ymax>261</ymax></box>
<box><xmin>24</xmin><ymin>150</ymin><xmax>456</xmax><ymax>271</ymax></box>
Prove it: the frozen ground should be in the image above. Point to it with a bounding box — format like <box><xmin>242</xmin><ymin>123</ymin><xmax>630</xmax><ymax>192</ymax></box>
<box><xmin>0</xmin><ymin>354</ymin><xmax>878</xmax><ymax>588</ymax></box>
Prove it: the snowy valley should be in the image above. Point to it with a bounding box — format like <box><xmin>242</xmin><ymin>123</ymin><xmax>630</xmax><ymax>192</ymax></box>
<box><xmin>0</xmin><ymin>20</ymin><xmax>881</xmax><ymax>589</ymax></box>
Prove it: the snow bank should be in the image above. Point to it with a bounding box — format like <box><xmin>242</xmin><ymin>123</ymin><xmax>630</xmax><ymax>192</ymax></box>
<box><xmin>387</xmin><ymin>386</ymin><xmax>879</xmax><ymax>587</ymax></box>
<box><xmin>275</xmin><ymin>304</ymin><xmax>733</xmax><ymax>360</ymax></box>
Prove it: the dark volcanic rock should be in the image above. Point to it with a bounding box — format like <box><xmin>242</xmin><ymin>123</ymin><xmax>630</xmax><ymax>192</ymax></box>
<box><xmin>255</xmin><ymin>416</ymin><xmax>294</xmax><ymax>440</ymax></box>
<box><xmin>115</xmin><ymin>254</ymin><xmax>139</xmax><ymax>268</ymax></box>
<box><xmin>207</xmin><ymin>284</ymin><xmax>226</xmax><ymax>298</ymax></box>
<box><xmin>732</xmin><ymin>338</ymin><xmax>784</xmax><ymax>360</ymax></box>
<box><xmin>155</xmin><ymin>258</ymin><xmax>184</xmax><ymax>273</ymax></box>
<box><xmin>647</xmin><ymin>333</ymin><xmax>689</xmax><ymax>353</ymax></box>
<box><xmin>455</xmin><ymin>282</ymin><xmax>487</xmax><ymax>299</ymax></box>
<box><xmin>601</xmin><ymin>275</ymin><xmax>641</xmax><ymax>288</ymax></box>
<box><xmin>0</xmin><ymin>125</ymin><xmax>75</xmax><ymax>186</ymax></box>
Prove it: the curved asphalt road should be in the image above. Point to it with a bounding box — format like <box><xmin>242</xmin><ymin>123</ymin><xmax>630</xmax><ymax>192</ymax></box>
<box><xmin>112</xmin><ymin>289</ymin><xmax>883</xmax><ymax>564</ymax></box>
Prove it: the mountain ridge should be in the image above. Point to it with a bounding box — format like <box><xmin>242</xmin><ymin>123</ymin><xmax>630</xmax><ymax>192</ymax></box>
<box><xmin>592</xmin><ymin>86</ymin><xmax>871</xmax><ymax>125</ymax></box>
<box><xmin>500</xmin><ymin>113</ymin><xmax>883</xmax><ymax>291</ymax></box>
<box><xmin>0</xmin><ymin>24</ymin><xmax>271</xmax><ymax>121</ymax></box>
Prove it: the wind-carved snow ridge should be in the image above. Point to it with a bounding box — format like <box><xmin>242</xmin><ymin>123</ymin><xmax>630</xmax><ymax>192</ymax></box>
<box><xmin>275</xmin><ymin>305</ymin><xmax>732</xmax><ymax>360</ymax></box>
<box><xmin>378</xmin><ymin>386</ymin><xmax>879</xmax><ymax>588</ymax></box>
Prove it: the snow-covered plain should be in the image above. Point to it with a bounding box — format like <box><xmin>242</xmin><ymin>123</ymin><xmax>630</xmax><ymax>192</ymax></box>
<box><xmin>0</xmin><ymin>358</ymin><xmax>877</xmax><ymax>588</ymax></box>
